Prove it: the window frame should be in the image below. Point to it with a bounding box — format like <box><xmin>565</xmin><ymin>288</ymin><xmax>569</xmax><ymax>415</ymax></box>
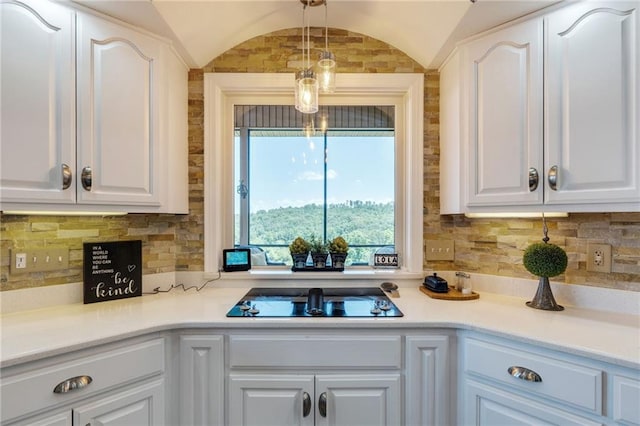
<box><xmin>236</xmin><ymin>127</ymin><xmax>396</xmax><ymax>264</ymax></box>
<box><xmin>204</xmin><ymin>73</ymin><xmax>424</xmax><ymax>276</ymax></box>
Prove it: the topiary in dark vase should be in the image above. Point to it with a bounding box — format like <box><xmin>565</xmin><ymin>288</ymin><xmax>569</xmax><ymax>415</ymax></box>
<box><xmin>522</xmin><ymin>220</ymin><xmax>568</xmax><ymax>311</ymax></box>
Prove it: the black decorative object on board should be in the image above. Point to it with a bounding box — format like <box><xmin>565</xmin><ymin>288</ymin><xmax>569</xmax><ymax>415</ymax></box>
<box><xmin>83</xmin><ymin>240</ymin><xmax>142</xmax><ymax>304</ymax></box>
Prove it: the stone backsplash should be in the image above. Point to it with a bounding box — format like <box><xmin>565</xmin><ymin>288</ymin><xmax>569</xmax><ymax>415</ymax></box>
<box><xmin>1</xmin><ymin>28</ymin><xmax>638</xmax><ymax>292</ymax></box>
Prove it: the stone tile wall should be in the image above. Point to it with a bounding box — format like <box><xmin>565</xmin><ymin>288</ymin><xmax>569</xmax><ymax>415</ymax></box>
<box><xmin>1</xmin><ymin>27</ymin><xmax>638</xmax><ymax>292</ymax></box>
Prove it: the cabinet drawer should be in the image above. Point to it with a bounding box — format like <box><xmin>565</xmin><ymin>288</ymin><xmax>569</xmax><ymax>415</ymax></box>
<box><xmin>0</xmin><ymin>338</ymin><xmax>164</xmax><ymax>423</ymax></box>
<box><xmin>612</xmin><ymin>374</ymin><xmax>640</xmax><ymax>425</ymax></box>
<box><xmin>463</xmin><ymin>337</ymin><xmax>603</xmax><ymax>414</ymax></box>
<box><xmin>229</xmin><ymin>334</ymin><xmax>401</xmax><ymax>368</ymax></box>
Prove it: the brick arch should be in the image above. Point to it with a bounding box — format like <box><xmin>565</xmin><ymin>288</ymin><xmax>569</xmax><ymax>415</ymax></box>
<box><xmin>204</xmin><ymin>27</ymin><xmax>425</xmax><ymax>73</ymax></box>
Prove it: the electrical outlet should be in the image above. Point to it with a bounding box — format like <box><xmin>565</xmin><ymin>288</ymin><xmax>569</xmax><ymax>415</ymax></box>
<box><xmin>587</xmin><ymin>243</ymin><xmax>612</xmax><ymax>273</ymax></box>
<box><xmin>11</xmin><ymin>248</ymin><xmax>69</xmax><ymax>274</ymax></box>
<box><xmin>14</xmin><ymin>253</ymin><xmax>27</xmax><ymax>269</ymax></box>
<box><xmin>425</xmin><ymin>240</ymin><xmax>455</xmax><ymax>261</ymax></box>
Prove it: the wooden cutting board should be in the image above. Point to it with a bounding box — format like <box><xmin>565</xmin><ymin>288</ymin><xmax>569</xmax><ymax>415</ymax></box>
<box><xmin>419</xmin><ymin>286</ymin><xmax>479</xmax><ymax>300</ymax></box>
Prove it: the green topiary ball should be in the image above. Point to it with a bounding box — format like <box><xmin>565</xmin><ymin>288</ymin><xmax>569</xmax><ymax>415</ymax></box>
<box><xmin>523</xmin><ymin>242</ymin><xmax>568</xmax><ymax>278</ymax></box>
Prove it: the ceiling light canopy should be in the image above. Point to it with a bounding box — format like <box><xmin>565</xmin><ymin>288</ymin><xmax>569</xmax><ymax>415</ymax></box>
<box><xmin>295</xmin><ymin>0</ymin><xmax>336</xmax><ymax>114</ymax></box>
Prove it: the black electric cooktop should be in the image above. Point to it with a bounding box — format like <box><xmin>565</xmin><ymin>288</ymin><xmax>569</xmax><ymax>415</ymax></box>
<box><xmin>226</xmin><ymin>287</ymin><xmax>403</xmax><ymax>318</ymax></box>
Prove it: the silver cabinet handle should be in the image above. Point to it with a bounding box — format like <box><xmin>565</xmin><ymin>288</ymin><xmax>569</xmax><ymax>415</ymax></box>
<box><xmin>508</xmin><ymin>366</ymin><xmax>542</xmax><ymax>382</ymax></box>
<box><xmin>302</xmin><ymin>392</ymin><xmax>311</xmax><ymax>417</ymax></box>
<box><xmin>318</xmin><ymin>392</ymin><xmax>327</xmax><ymax>417</ymax></box>
<box><xmin>528</xmin><ymin>167</ymin><xmax>539</xmax><ymax>192</ymax></box>
<box><xmin>81</xmin><ymin>166</ymin><xmax>92</xmax><ymax>191</ymax></box>
<box><xmin>548</xmin><ymin>165</ymin><xmax>558</xmax><ymax>191</ymax></box>
<box><xmin>53</xmin><ymin>375</ymin><xmax>93</xmax><ymax>393</ymax></box>
<box><xmin>61</xmin><ymin>164</ymin><xmax>72</xmax><ymax>190</ymax></box>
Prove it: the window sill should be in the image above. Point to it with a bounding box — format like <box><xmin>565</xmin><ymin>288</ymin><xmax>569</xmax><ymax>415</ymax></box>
<box><xmin>207</xmin><ymin>268</ymin><xmax>424</xmax><ymax>282</ymax></box>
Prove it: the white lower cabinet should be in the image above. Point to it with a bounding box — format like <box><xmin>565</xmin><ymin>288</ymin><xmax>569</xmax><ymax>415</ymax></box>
<box><xmin>73</xmin><ymin>379</ymin><xmax>164</xmax><ymax>426</ymax></box>
<box><xmin>464</xmin><ymin>380</ymin><xmax>602</xmax><ymax>426</ymax></box>
<box><xmin>460</xmin><ymin>332</ymin><xmax>640</xmax><ymax>426</ymax></box>
<box><xmin>229</xmin><ymin>373</ymin><xmax>400</xmax><ymax>426</ymax></box>
<box><xmin>405</xmin><ymin>335</ymin><xmax>452</xmax><ymax>426</ymax></box>
<box><xmin>10</xmin><ymin>412</ymin><xmax>72</xmax><ymax>426</ymax></box>
<box><xmin>0</xmin><ymin>337</ymin><xmax>166</xmax><ymax>426</ymax></box>
<box><xmin>226</xmin><ymin>333</ymin><xmax>405</xmax><ymax>426</ymax></box>
<box><xmin>5</xmin><ymin>328</ymin><xmax>637</xmax><ymax>426</ymax></box>
<box><xmin>178</xmin><ymin>335</ymin><xmax>224</xmax><ymax>426</ymax></box>
<box><xmin>612</xmin><ymin>374</ymin><xmax>640</xmax><ymax>425</ymax></box>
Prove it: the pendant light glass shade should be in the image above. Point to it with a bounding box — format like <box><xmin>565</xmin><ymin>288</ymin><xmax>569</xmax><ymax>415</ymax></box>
<box><xmin>294</xmin><ymin>69</ymin><xmax>304</xmax><ymax>111</ymax></box>
<box><xmin>295</xmin><ymin>0</ymin><xmax>333</xmax><ymax>113</ymax></box>
<box><xmin>296</xmin><ymin>68</ymin><xmax>319</xmax><ymax>114</ymax></box>
<box><xmin>317</xmin><ymin>2</ymin><xmax>335</xmax><ymax>93</ymax></box>
<box><xmin>317</xmin><ymin>51</ymin><xmax>336</xmax><ymax>93</ymax></box>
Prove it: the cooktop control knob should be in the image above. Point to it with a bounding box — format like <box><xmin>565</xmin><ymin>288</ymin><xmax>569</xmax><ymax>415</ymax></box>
<box><xmin>379</xmin><ymin>299</ymin><xmax>391</xmax><ymax>311</ymax></box>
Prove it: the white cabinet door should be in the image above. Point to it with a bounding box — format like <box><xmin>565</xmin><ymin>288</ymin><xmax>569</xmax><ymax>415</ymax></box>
<box><xmin>73</xmin><ymin>379</ymin><xmax>164</xmax><ymax>426</ymax></box>
<box><xmin>6</xmin><ymin>411</ymin><xmax>72</xmax><ymax>426</ymax></box>
<box><xmin>0</xmin><ymin>0</ymin><xmax>75</xmax><ymax>204</ymax></box>
<box><xmin>179</xmin><ymin>335</ymin><xmax>224</xmax><ymax>426</ymax></box>
<box><xmin>405</xmin><ymin>335</ymin><xmax>451</xmax><ymax>426</ymax></box>
<box><xmin>228</xmin><ymin>374</ymin><xmax>400</xmax><ymax>426</ymax></box>
<box><xmin>466</xmin><ymin>18</ymin><xmax>544</xmax><ymax>207</ymax></box>
<box><xmin>612</xmin><ymin>374</ymin><xmax>640</xmax><ymax>425</ymax></box>
<box><xmin>464</xmin><ymin>380</ymin><xmax>602</xmax><ymax>426</ymax></box>
<box><xmin>76</xmin><ymin>13</ymin><xmax>160</xmax><ymax>206</ymax></box>
<box><xmin>315</xmin><ymin>374</ymin><xmax>401</xmax><ymax>426</ymax></box>
<box><xmin>228</xmin><ymin>375</ymin><xmax>315</xmax><ymax>426</ymax></box>
<box><xmin>545</xmin><ymin>2</ymin><xmax>640</xmax><ymax>206</ymax></box>
<box><xmin>160</xmin><ymin>46</ymin><xmax>189</xmax><ymax>214</ymax></box>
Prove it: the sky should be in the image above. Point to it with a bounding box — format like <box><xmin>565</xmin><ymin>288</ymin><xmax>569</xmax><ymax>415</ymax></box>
<box><xmin>236</xmin><ymin>134</ymin><xmax>395</xmax><ymax>213</ymax></box>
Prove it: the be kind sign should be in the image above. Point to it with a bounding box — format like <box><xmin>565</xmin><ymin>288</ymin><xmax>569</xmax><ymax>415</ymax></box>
<box><xmin>83</xmin><ymin>240</ymin><xmax>142</xmax><ymax>304</ymax></box>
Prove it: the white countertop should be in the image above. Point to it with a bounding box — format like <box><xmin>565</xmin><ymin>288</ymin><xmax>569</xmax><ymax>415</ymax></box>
<box><xmin>1</xmin><ymin>284</ymin><xmax>639</xmax><ymax>369</ymax></box>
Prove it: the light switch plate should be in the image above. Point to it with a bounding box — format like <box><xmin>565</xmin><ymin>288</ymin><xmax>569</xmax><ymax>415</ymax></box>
<box><xmin>425</xmin><ymin>240</ymin><xmax>455</xmax><ymax>261</ymax></box>
<box><xmin>11</xmin><ymin>248</ymin><xmax>69</xmax><ymax>274</ymax></box>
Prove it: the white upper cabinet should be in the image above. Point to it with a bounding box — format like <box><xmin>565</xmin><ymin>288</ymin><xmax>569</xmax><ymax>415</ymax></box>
<box><xmin>0</xmin><ymin>0</ymin><xmax>188</xmax><ymax>213</ymax></box>
<box><xmin>545</xmin><ymin>2</ymin><xmax>640</xmax><ymax>206</ymax></box>
<box><xmin>0</xmin><ymin>0</ymin><xmax>75</xmax><ymax>204</ymax></box>
<box><xmin>76</xmin><ymin>13</ymin><xmax>161</xmax><ymax>207</ymax></box>
<box><xmin>441</xmin><ymin>1</ymin><xmax>640</xmax><ymax>213</ymax></box>
<box><xmin>466</xmin><ymin>18</ymin><xmax>544</xmax><ymax>207</ymax></box>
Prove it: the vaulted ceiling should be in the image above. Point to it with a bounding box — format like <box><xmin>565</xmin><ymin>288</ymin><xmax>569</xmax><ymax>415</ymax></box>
<box><xmin>72</xmin><ymin>0</ymin><xmax>560</xmax><ymax>69</ymax></box>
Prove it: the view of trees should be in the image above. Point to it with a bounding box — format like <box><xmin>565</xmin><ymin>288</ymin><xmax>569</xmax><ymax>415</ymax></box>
<box><xmin>236</xmin><ymin>201</ymin><xmax>394</xmax><ymax>265</ymax></box>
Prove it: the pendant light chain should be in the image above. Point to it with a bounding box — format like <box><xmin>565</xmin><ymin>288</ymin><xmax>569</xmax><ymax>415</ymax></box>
<box><xmin>324</xmin><ymin>2</ymin><xmax>328</xmax><ymax>52</ymax></box>
<box><xmin>301</xmin><ymin>4</ymin><xmax>306</xmax><ymax>68</ymax></box>
<box><xmin>306</xmin><ymin>4</ymin><xmax>310</xmax><ymax>70</ymax></box>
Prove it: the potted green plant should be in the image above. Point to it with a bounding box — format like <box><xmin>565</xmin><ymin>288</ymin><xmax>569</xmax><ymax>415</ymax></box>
<box><xmin>309</xmin><ymin>235</ymin><xmax>329</xmax><ymax>268</ymax></box>
<box><xmin>522</xmin><ymin>217</ymin><xmax>568</xmax><ymax>311</ymax></box>
<box><xmin>289</xmin><ymin>236</ymin><xmax>310</xmax><ymax>269</ymax></box>
<box><xmin>328</xmin><ymin>236</ymin><xmax>349</xmax><ymax>269</ymax></box>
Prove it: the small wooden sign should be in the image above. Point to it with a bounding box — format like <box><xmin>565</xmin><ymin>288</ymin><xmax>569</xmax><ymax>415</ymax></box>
<box><xmin>83</xmin><ymin>240</ymin><xmax>142</xmax><ymax>304</ymax></box>
<box><xmin>373</xmin><ymin>253</ymin><xmax>399</xmax><ymax>268</ymax></box>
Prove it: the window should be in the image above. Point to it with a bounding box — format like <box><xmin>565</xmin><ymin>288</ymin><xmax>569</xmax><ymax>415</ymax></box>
<box><xmin>233</xmin><ymin>106</ymin><xmax>395</xmax><ymax>265</ymax></box>
<box><xmin>204</xmin><ymin>73</ymin><xmax>424</xmax><ymax>275</ymax></box>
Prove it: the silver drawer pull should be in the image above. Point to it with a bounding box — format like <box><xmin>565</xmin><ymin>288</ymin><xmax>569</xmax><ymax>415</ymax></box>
<box><xmin>302</xmin><ymin>391</ymin><xmax>311</xmax><ymax>417</ymax></box>
<box><xmin>319</xmin><ymin>392</ymin><xmax>327</xmax><ymax>417</ymax></box>
<box><xmin>548</xmin><ymin>165</ymin><xmax>558</xmax><ymax>191</ymax></box>
<box><xmin>528</xmin><ymin>167</ymin><xmax>539</xmax><ymax>192</ymax></box>
<box><xmin>61</xmin><ymin>164</ymin><xmax>72</xmax><ymax>190</ymax></box>
<box><xmin>81</xmin><ymin>166</ymin><xmax>92</xmax><ymax>191</ymax></box>
<box><xmin>508</xmin><ymin>366</ymin><xmax>542</xmax><ymax>382</ymax></box>
<box><xmin>53</xmin><ymin>375</ymin><xmax>93</xmax><ymax>394</ymax></box>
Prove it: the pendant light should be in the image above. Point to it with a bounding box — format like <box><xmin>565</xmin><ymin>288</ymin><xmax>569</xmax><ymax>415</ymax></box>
<box><xmin>295</xmin><ymin>1</ymin><xmax>319</xmax><ymax>114</ymax></box>
<box><xmin>317</xmin><ymin>1</ymin><xmax>336</xmax><ymax>93</ymax></box>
